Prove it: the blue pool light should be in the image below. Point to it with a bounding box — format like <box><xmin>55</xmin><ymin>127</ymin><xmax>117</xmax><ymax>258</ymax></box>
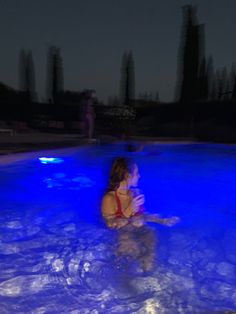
<box><xmin>38</xmin><ymin>157</ymin><xmax>64</xmax><ymax>164</ymax></box>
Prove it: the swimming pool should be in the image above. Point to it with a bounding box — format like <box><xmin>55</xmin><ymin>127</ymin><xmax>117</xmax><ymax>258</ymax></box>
<box><xmin>0</xmin><ymin>143</ymin><xmax>236</xmax><ymax>314</ymax></box>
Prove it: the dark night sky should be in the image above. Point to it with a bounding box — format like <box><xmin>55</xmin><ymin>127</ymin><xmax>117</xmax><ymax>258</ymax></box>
<box><xmin>0</xmin><ymin>0</ymin><xmax>235</xmax><ymax>103</ymax></box>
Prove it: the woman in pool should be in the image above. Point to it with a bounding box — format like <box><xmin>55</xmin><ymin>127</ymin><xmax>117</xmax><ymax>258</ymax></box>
<box><xmin>101</xmin><ymin>157</ymin><xmax>179</xmax><ymax>229</ymax></box>
<box><xmin>101</xmin><ymin>157</ymin><xmax>179</xmax><ymax>271</ymax></box>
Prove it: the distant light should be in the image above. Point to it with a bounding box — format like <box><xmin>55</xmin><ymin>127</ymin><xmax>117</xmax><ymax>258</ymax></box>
<box><xmin>39</xmin><ymin>157</ymin><xmax>64</xmax><ymax>164</ymax></box>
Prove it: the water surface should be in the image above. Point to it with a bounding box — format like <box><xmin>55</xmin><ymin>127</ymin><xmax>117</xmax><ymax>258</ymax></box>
<box><xmin>0</xmin><ymin>143</ymin><xmax>236</xmax><ymax>313</ymax></box>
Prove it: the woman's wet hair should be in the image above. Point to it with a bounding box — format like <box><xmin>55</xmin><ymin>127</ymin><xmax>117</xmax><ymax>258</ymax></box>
<box><xmin>107</xmin><ymin>157</ymin><xmax>136</xmax><ymax>192</ymax></box>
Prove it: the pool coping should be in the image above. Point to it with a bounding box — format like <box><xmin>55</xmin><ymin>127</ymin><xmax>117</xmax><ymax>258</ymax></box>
<box><xmin>0</xmin><ymin>146</ymin><xmax>80</xmax><ymax>165</ymax></box>
<box><xmin>1</xmin><ymin>138</ymin><xmax>236</xmax><ymax>166</ymax></box>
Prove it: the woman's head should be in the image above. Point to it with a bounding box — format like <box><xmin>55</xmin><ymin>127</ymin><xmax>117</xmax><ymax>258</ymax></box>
<box><xmin>107</xmin><ymin>157</ymin><xmax>140</xmax><ymax>191</ymax></box>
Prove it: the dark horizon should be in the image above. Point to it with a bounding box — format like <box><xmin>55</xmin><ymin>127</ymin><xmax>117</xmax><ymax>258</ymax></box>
<box><xmin>0</xmin><ymin>0</ymin><xmax>235</xmax><ymax>103</ymax></box>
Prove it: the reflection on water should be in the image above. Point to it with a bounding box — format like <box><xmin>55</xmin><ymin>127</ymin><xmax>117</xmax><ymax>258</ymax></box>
<box><xmin>0</xmin><ymin>143</ymin><xmax>236</xmax><ymax>313</ymax></box>
<box><xmin>116</xmin><ymin>225</ymin><xmax>156</xmax><ymax>273</ymax></box>
<box><xmin>43</xmin><ymin>173</ymin><xmax>95</xmax><ymax>190</ymax></box>
<box><xmin>0</xmin><ymin>209</ymin><xmax>235</xmax><ymax>313</ymax></box>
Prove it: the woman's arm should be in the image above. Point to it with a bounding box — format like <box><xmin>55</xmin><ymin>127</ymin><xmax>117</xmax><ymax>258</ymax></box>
<box><xmin>127</xmin><ymin>189</ymin><xmax>179</xmax><ymax>227</ymax></box>
<box><xmin>101</xmin><ymin>193</ymin><xmax>129</xmax><ymax>229</ymax></box>
<box><xmin>129</xmin><ymin>213</ymin><xmax>179</xmax><ymax>227</ymax></box>
<box><xmin>142</xmin><ymin>213</ymin><xmax>180</xmax><ymax>226</ymax></box>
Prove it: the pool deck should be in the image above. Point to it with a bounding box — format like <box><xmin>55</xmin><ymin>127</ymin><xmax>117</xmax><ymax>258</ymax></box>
<box><xmin>0</xmin><ymin>132</ymin><xmax>93</xmax><ymax>164</ymax></box>
<box><xmin>0</xmin><ymin>131</ymin><xmax>201</xmax><ymax>165</ymax></box>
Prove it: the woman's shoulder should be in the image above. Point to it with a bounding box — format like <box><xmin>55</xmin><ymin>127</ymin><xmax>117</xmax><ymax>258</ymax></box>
<box><xmin>102</xmin><ymin>191</ymin><xmax>115</xmax><ymax>201</ymax></box>
<box><xmin>101</xmin><ymin>191</ymin><xmax>116</xmax><ymax>216</ymax></box>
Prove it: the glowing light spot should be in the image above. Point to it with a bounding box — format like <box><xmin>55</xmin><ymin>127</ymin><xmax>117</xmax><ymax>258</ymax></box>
<box><xmin>66</xmin><ymin>277</ymin><xmax>73</xmax><ymax>285</ymax></box>
<box><xmin>83</xmin><ymin>262</ymin><xmax>90</xmax><ymax>272</ymax></box>
<box><xmin>52</xmin><ymin>259</ymin><xmax>64</xmax><ymax>272</ymax></box>
<box><xmin>144</xmin><ymin>299</ymin><xmax>160</xmax><ymax>314</ymax></box>
<box><xmin>68</xmin><ymin>259</ymin><xmax>79</xmax><ymax>274</ymax></box>
<box><xmin>38</xmin><ymin>157</ymin><xmax>64</xmax><ymax>164</ymax></box>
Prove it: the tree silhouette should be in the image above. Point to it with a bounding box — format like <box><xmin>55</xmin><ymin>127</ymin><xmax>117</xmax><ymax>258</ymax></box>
<box><xmin>215</xmin><ymin>69</ymin><xmax>223</xmax><ymax>100</ymax></box>
<box><xmin>46</xmin><ymin>46</ymin><xmax>64</xmax><ymax>103</ymax></box>
<box><xmin>18</xmin><ymin>49</ymin><xmax>26</xmax><ymax>92</ymax></box>
<box><xmin>18</xmin><ymin>49</ymin><xmax>37</xmax><ymax>102</ymax></box>
<box><xmin>230</xmin><ymin>64</ymin><xmax>236</xmax><ymax>100</ymax></box>
<box><xmin>214</xmin><ymin>67</ymin><xmax>230</xmax><ymax>101</ymax></box>
<box><xmin>119</xmin><ymin>51</ymin><xmax>135</xmax><ymax>106</ymax></box>
<box><xmin>232</xmin><ymin>78</ymin><xmax>236</xmax><ymax>100</ymax></box>
<box><xmin>176</xmin><ymin>5</ymin><xmax>204</xmax><ymax>103</ymax></box>
<box><xmin>205</xmin><ymin>55</ymin><xmax>214</xmax><ymax>101</ymax></box>
<box><xmin>198</xmin><ymin>57</ymin><xmax>208</xmax><ymax>101</ymax></box>
<box><xmin>221</xmin><ymin>67</ymin><xmax>228</xmax><ymax>100</ymax></box>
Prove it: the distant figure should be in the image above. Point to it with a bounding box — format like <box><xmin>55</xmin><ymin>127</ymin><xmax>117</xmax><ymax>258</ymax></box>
<box><xmin>80</xmin><ymin>90</ymin><xmax>96</xmax><ymax>140</ymax></box>
<box><xmin>126</xmin><ymin>141</ymin><xmax>144</xmax><ymax>153</ymax></box>
<box><xmin>101</xmin><ymin>157</ymin><xmax>179</xmax><ymax>271</ymax></box>
<box><xmin>126</xmin><ymin>141</ymin><xmax>162</xmax><ymax>157</ymax></box>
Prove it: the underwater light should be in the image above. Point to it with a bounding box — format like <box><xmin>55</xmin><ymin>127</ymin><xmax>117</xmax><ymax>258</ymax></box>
<box><xmin>38</xmin><ymin>157</ymin><xmax>64</xmax><ymax>164</ymax></box>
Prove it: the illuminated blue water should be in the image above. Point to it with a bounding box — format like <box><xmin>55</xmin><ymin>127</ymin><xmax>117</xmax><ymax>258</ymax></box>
<box><xmin>0</xmin><ymin>143</ymin><xmax>236</xmax><ymax>313</ymax></box>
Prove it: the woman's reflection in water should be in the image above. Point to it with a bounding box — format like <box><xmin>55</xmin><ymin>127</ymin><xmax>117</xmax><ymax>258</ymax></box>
<box><xmin>116</xmin><ymin>223</ymin><xmax>156</xmax><ymax>272</ymax></box>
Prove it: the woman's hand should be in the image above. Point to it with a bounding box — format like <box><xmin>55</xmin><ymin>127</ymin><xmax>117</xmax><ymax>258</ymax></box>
<box><xmin>107</xmin><ymin>217</ymin><xmax>129</xmax><ymax>229</ymax></box>
<box><xmin>130</xmin><ymin>215</ymin><xmax>145</xmax><ymax>228</ymax></box>
<box><xmin>131</xmin><ymin>194</ymin><xmax>145</xmax><ymax>215</ymax></box>
<box><xmin>116</xmin><ymin>218</ymin><xmax>129</xmax><ymax>229</ymax></box>
<box><xmin>162</xmin><ymin>216</ymin><xmax>180</xmax><ymax>227</ymax></box>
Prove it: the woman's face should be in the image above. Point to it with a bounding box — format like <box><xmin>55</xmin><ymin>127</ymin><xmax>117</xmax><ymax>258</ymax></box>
<box><xmin>128</xmin><ymin>164</ymin><xmax>140</xmax><ymax>187</ymax></box>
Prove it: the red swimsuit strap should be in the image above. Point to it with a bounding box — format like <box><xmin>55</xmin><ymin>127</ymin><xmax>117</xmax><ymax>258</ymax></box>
<box><xmin>114</xmin><ymin>191</ymin><xmax>123</xmax><ymax>217</ymax></box>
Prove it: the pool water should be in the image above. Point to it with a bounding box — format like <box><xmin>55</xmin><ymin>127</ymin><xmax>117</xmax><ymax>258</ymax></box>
<box><xmin>0</xmin><ymin>143</ymin><xmax>236</xmax><ymax>314</ymax></box>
